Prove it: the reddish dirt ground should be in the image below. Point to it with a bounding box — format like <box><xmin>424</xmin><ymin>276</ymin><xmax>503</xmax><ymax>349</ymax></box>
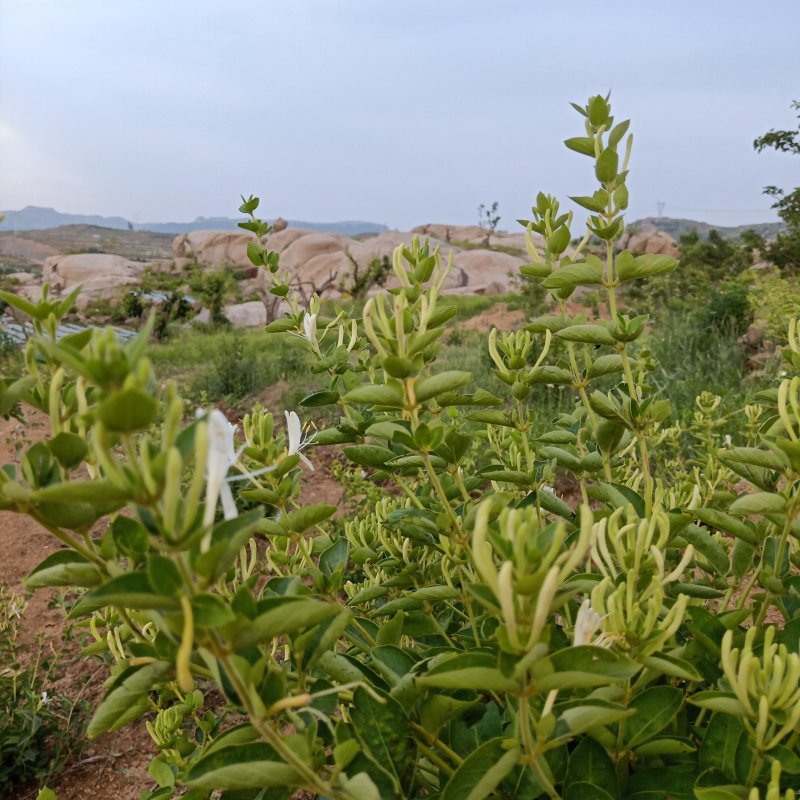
<box><xmin>0</xmin><ymin>412</ymin><xmax>154</xmax><ymax>800</ymax></box>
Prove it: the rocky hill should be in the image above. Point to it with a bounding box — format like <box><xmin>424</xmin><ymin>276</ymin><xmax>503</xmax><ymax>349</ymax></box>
<box><xmin>629</xmin><ymin>216</ymin><xmax>784</xmax><ymax>241</ymax></box>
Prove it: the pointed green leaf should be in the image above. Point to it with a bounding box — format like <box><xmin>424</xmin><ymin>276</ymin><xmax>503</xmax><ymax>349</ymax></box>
<box><xmin>442</xmin><ymin>737</ymin><xmax>520</xmax><ymax>800</ymax></box>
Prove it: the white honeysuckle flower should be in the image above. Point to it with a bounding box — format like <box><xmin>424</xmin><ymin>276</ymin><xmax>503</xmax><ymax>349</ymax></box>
<box><xmin>40</xmin><ymin>690</ymin><xmax>50</xmax><ymax>705</ymax></box>
<box><xmin>573</xmin><ymin>598</ymin><xmax>603</xmax><ymax>647</ymax></box>
<box><xmin>203</xmin><ymin>408</ymin><xmax>242</xmax><ymax>528</ymax></box>
<box><xmin>541</xmin><ymin>485</ymin><xmax>556</xmax><ymax>495</ymax></box>
<box><xmin>286</xmin><ymin>410</ymin><xmax>314</xmax><ymax>470</ymax></box>
<box><xmin>303</xmin><ymin>312</ymin><xmax>318</xmax><ymax>345</ymax></box>
<box><xmin>724</xmin><ymin>434</ymin><xmax>733</xmax><ymax>447</ymax></box>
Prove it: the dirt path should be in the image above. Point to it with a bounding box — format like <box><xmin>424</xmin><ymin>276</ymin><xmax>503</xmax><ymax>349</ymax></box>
<box><xmin>0</xmin><ymin>412</ymin><xmax>154</xmax><ymax>800</ymax></box>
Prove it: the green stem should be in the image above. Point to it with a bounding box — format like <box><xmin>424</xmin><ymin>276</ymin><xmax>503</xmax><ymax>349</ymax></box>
<box><xmin>422</xmin><ymin>453</ymin><xmax>462</xmax><ymax>536</ymax></box>
<box><xmin>409</xmin><ymin>721</ymin><xmax>464</xmax><ymax>767</ymax></box>
<box><xmin>516</xmin><ymin>398</ymin><xmax>535</xmax><ymax>470</ymax></box>
<box><xmin>216</xmin><ymin>647</ymin><xmax>348</xmax><ymax>799</ymax></box>
<box><xmin>30</xmin><ymin>514</ymin><xmax>104</xmax><ymax>567</ymax></box>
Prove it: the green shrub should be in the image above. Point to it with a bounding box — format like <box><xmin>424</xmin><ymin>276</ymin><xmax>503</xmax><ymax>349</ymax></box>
<box><xmin>2</xmin><ymin>95</ymin><xmax>800</xmax><ymax>800</ymax></box>
<box><xmin>0</xmin><ymin>587</ymin><xmax>86</xmax><ymax>794</ymax></box>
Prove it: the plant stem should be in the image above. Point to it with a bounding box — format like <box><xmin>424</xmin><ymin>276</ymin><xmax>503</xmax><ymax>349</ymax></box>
<box><xmin>422</xmin><ymin>453</ymin><xmax>462</xmax><ymax>536</ymax></box>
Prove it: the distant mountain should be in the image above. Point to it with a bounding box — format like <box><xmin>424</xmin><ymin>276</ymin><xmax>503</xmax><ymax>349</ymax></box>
<box><xmin>139</xmin><ymin>217</ymin><xmax>387</xmax><ymax>236</ymax></box>
<box><xmin>0</xmin><ymin>206</ymin><xmax>388</xmax><ymax>237</ymax></box>
<box><xmin>1</xmin><ymin>206</ymin><xmax>132</xmax><ymax>231</ymax></box>
<box><xmin>629</xmin><ymin>216</ymin><xmax>785</xmax><ymax>241</ymax></box>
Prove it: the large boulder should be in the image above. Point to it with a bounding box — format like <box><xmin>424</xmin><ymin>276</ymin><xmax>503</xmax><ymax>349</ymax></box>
<box><xmin>224</xmin><ymin>301</ymin><xmax>268</xmax><ymax>327</ymax></box>
<box><xmin>452</xmin><ymin>250</ymin><xmax>525</xmax><ymax>294</ymax></box>
<box><xmin>619</xmin><ymin>230</ymin><xmax>679</xmax><ymax>258</ymax></box>
<box><xmin>412</xmin><ymin>223</ymin><xmax>487</xmax><ymax>243</ymax></box>
<box><xmin>172</xmin><ymin>231</ymin><xmax>252</xmax><ymax>270</ymax></box>
<box><xmin>192</xmin><ymin>301</ymin><xmax>268</xmax><ymax>328</ymax></box>
<box><xmin>172</xmin><ymin>226</ymin><xmax>531</xmax><ymax>299</ymax></box>
<box><xmin>42</xmin><ymin>253</ymin><xmax>147</xmax><ymax>309</ymax></box>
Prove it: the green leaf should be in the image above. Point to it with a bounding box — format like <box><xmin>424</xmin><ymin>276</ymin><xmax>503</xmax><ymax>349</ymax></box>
<box><xmin>564</xmin><ymin>136</ymin><xmax>596</xmax><ymax>157</ymax></box>
<box><xmin>588</xmin><ymin>354</ymin><xmax>625</xmax><ymax>379</ymax></box>
<box><xmin>479</xmin><ymin>468</ymin><xmax>533</xmax><ymax>486</ymax></box>
<box><xmin>343</xmin><ymin>384</ymin><xmax>404</xmax><ymax>407</ymax></box>
<box><xmin>557</xmin><ymin>324</ymin><xmax>617</xmax><ymax>346</ymax></box>
<box><xmin>435</xmin><ymin>389</ymin><xmax>503</xmax><ymax>407</ymax></box>
<box><xmin>723</xmin><ymin>447</ymin><xmax>788</xmax><ymax>471</ymax></box>
<box><xmin>564</xmin><ymin>737</ymin><xmax>617</xmax><ymax>800</ymax></box>
<box><xmin>729</xmin><ymin>492</ymin><xmax>786</xmax><ymax>516</ymax></box>
<box><xmin>88</xmin><ymin>661</ymin><xmax>172</xmax><ymax>737</ymax></box>
<box><xmin>192</xmin><ymin>593</ymin><xmax>236</xmax><ymax>627</ymax></box>
<box><xmin>537</xmin><ymin>647</ymin><xmax>638</xmax><ymax>692</ymax></box>
<box><xmin>699</xmin><ymin>714</ymin><xmax>749</xmax><ymax>783</ymax></box>
<box><xmin>246</xmin><ymin>241</ymin><xmax>264</xmax><ymax>266</ymax></box>
<box><xmin>595</xmin><ymin>148</ymin><xmax>619</xmax><ymax>183</ymax></box>
<box><xmin>415</xmin><ymin>371</ymin><xmax>471</xmax><ymax>403</ymax></box>
<box><xmin>185</xmin><ymin>741</ymin><xmax>305</xmax><ymax>790</ymax></box>
<box><xmin>232</xmin><ymin>597</ymin><xmax>338</xmax><ymax>649</ymax></box>
<box><xmin>633</xmin><ymin>736</ymin><xmax>696</xmax><ymax>757</ymax></box>
<box><xmin>47</xmin><ymin>431</ymin><xmax>88</xmax><ymax>469</ymax></box>
<box><xmin>541</xmin><ymin>262</ymin><xmax>604</xmax><ymax>291</ymax></box>
<box><xmin>693</xmin><ymin>787</ymin><xmax>749</xmax><ymax>800</ymax></box>
<box><xmin>299</xmin><ymin>389</ymin><xmax>339</xmax><ymax>407</ymax></box>
<box><xmin>26</xmin><ymin>550</ymin><xmax>102</xmax><ymax>589</ymax></box>
<box><xmin>694</xmin><ymin>509</ymin><xmax>758</xmax><ymax>545</ymax></box>
<box><xmin>419</xmin><ymin>652</ymin><xmax>518</xmax><ymax>692</ymax></box>
<box><xmin>625</xmin><ymin>686</ymin><xmax>683</xmax><ymax>747</ymax></box>
<box><xmin>566</xmin><ymin>783</ymin><xmax>615</xmax><ymax>800</ymax></box>
<box><xmin>639</xmin><ymin>652</ymin><xmax>703</xmax><ymax>682</ymax></box>
<box><xmin>530</xmin><ymin>365</ymin><xmax>574</xmax><ymax>384</ymax></box>
<box><xmin>68</xmin><ymin>572</ymin><xmax>181</xmax><ymax>618</ymax></box>
<box><xmin>570</xmin><ymin>193</ymin><xmax>607</xmax><ymax>213</ymax></box>
<box><xmin>419</xmin><ymin>695</ymin><xmax>479</xmax><ymax>734</ymax></box>
<box><xmin>147</xmin><ymin>554</ymin><xmax>183</xmax><ymax>596</ymax></box>
<box><xmin>0</xmin><ymin>290</ymin><xmax>42</xmax><ymax>318</ymax></box>
<box><xmin>281</xmin><ymin>503</ymin><xmax>336</xmax><ymax>533</ymax></box>
<box><xmin>688</xmin><ymin>691</ymin><xmax>746</xmax><ymax>717</ymax></box>
<box><xmin>608</xmin><ymin>119</ymin><xmax>630</xmax><ymax>148</ymax></box>
<box><xmin>350</xmin><ymin>688</ymin><xmax>413</xmax><ymax>788</ymax></box>
<box><xmin>588</xmin><ymin>95</ymin><xmax>610</xmax><ymax>126</ymax></box>
<box><xmin>31</xmin><ymin>478</ymin><xmax>130</xmax><ymax>505</ymax></box>
<box><xmin>557</xmin><ymin>700</ymin><xmax>635</xmax><ymax>737</ymax></box>
<box><xmin>466</xmin><ymin>410</ymin><xmax>515</xmax><ymax>427</ymax></box>
<box><xmin>680</xmin><ymin>524</ymin><xmax>730</xmax><ymax>575</ymax></box>
<box><xmin>374</xmin><ymin>585</ymin><xmax>458</xmax><ymax>616</ymax></box>
<box><xmin>98</xmin><ymin>387</ymin><xmax>158</xmax><ymax>432</ymax></box>
<box><xmin>382</xmin><ymin>355</ymin><xmax>415</xmax><ymax>379</ymax></box>
<box><xmin>442</xmin><ymin>737</ymin><xmax>520</xmax><ymax>800</ymax></box>
<box><xmin>339</xmin><ymin>772</ymin><xmax>381</xmax><ymax>800</ymax></box>
<box><xmin>343</xmin><ymin>445</ymin><xmax>396</xmax><ymax>469</ymax></box>
<box><xmin>0</xmin><ymin>375</ymin><xmax>36</xmax><ymax>416</ymax></box>
<box><xmin>616</xmin><ymin>254</ymin><xmax>678</xmax><ymax>281</ymax></box>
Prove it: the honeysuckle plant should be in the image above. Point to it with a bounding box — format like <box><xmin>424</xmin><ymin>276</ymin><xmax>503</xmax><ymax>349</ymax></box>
<box><xmin>1</xmin><ymin>95</ymin><xmax>800</xmax><ymax>800</ymax></box>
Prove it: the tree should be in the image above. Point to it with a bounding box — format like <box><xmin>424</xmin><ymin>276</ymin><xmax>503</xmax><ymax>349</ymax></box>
<box><xmin>477</xmin><ymin>200</ymin><xmax>501</xmax><ymax>244</ymax></box>
<box><xmin>754</xmin><ymin>101</ymin><xmax>800</xmax><ymax>272</ymax></box>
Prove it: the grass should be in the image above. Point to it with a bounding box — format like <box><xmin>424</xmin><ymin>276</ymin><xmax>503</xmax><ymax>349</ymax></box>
<box><xmin>646</xmin><ymin>312</ymin><xmax>758</xmax><ymax>427</ymax></box>
<box><xmin>149</xmin><ymin>326</ymin><xmax>313</xmax><ymax>410</ymax></box>
<box><xmin>148</xmin><ymin>292</ymin><xmax>761</xmax><ymax>432</ymax></box>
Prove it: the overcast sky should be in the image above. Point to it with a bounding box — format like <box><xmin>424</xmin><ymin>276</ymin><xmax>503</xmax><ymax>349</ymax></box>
<box><xmin>1</xmin><ymin>0</ymin><xmax>799</xmax><ymax>230</ymax></box>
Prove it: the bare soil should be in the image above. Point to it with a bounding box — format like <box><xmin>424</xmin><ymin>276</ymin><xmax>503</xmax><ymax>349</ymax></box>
<box><xmin>0</xmin><ymin>412</ymin><xmax>155</xmax><ymax>800</ymax></box>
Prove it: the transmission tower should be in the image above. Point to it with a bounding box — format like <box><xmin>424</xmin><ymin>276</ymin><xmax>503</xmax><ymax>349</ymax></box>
<box><xmin>656</xmin><ymin>201</ymin><xmax>666</xmax><ymax>218</ymax></box>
